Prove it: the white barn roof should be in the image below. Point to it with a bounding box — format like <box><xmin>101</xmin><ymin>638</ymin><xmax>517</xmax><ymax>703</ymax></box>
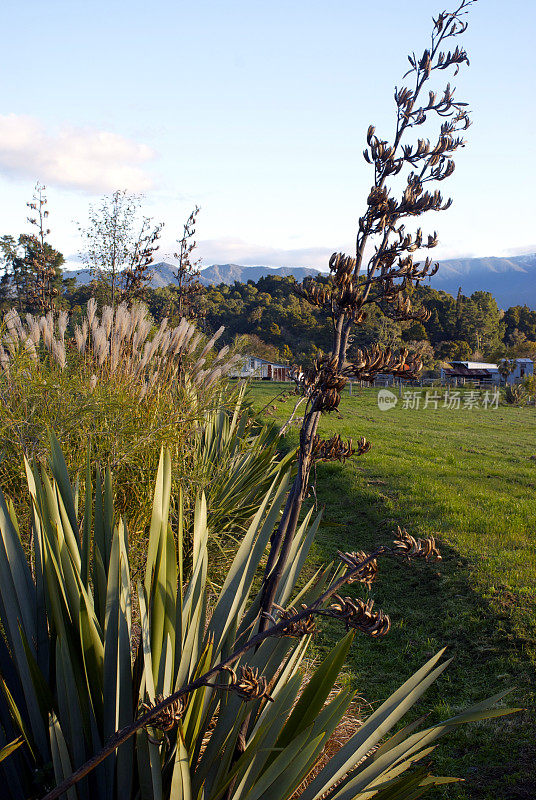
<box><xmin>450</xmin><ymin>361</ymin><xmax>499</xmax><ymax>370</ymax></box>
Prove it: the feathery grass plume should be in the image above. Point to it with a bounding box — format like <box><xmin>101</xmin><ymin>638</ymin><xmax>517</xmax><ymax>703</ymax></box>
<box><xmin>23</xmin><ymin>336</ymin><xmax>38</xmax><ymax>362</ymax></box>
<box><xmin>101</xmin><ymin>304</ymin><xmax>114</xmax><ymax>338</ymax></box>
<box><xmin>39</xmin><ymin>312</ymin><xmax>55</xmax><ymax>353</ymax></box>
<box><xmin>28</xmin><ymin>319</ymin><xmax>41</xmax><ymax>345</ymax></box>
<box><xmin>109</xmin><ymin>336</ymin><xmax>121</xmax><ymax>373</ymax></box>
<box><xmin>57</xmin><ymin>310</ymin><xmax>69</xmax><ymax>342</ymax></box>
<box><xmin>115</xmin><ymin>301</ymin><xmax>130</xmax><ymax>340</ymax></box>
<box><xmin>51</xmin><ymin>338</ymin><xmax>66</xmax><ymax>370</ymax></box>
<box><xmin>74</xmin><ymin>324</ymin><xmax>86</xmax><ymax>354</ymax></box>
<box><xmin>42</xmin><ymin>323</ymin><xmax>53</xmax><ymax>352</ymax></box>
<box><xmin>3</xmin><ymin>333</ymin><xmax>18</xmax><ymax>357</ymax></box>
<box><xmin>90</xmin><ymin>325</ymin><xmax>107</xmax><ymax>365</ymax></box>
<box><xmin>89</xmin><ymin>317</ymin><xmax>100</xmax><ymax>346</ymax></box>
<box><xmin>187</xmin><ymin>330</ymin><xmax>201</xmax><ymax>354</ymax></box>
<box><xmin>5</xmin><ymin>308</ymin><xmax>23</xmax><ymax>339</ymax></box>
<box><xmin>199</xmin><ymin>325</ymin><xmax>225</xmax><ymax>359</ymax></box>
<box><xmin>87</xmin><ymin>296</ymin><xmax>97</xmax><ymax>326</ymax></box>
<box><xmin>202</xmin><ymin>365</ymin><xmax>222</xmax><ymax>388</ymax></box>
<box><xmin>215</xmin><ymin>344</ymin><xmax>230</xmax><ymax>361</ymax></box>
<box><xmin>169</xmin><ymin>326</ymin><xmax>188</xmax><ymax>357</ymax></box>
<box><xmin>132</xmin><ymin>315</ymin><xmax>151</xmax><ymax>353</ymax></box>
<box><xmin>192</xmin><ymin>356</ymin><xmax>206</xmax><ymax>373</ymax></box>
<box><xmin>3</xmin><ymin>314</ymin><xmax>20</xmax><ymax>360</ymax></box>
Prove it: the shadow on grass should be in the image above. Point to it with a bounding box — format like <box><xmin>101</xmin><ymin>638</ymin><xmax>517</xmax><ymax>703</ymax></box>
<box><xmin>303</xmin><ymin>459</ymin><xmax>536</xmax><ymax>800</ymax></box>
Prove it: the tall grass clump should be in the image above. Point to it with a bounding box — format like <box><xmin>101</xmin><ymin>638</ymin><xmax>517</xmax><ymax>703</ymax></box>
<box><xmin>0</xmin><ymin>304</ymin><xmax>286</xmax><ymax>560</ymax></box>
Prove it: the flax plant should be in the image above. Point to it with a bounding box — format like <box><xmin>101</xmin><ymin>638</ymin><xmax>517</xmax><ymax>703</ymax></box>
<box><xmin>0</xmin><ymin>440</ymin><xmax>516</xmax><ymax>800</ymax></box>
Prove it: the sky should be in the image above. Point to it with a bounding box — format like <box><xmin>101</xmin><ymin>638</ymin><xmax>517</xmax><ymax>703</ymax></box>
<box><xmin>0</xmin><ymin>0</ymin><xmax>535</xmax><ymax>271</ymax></box>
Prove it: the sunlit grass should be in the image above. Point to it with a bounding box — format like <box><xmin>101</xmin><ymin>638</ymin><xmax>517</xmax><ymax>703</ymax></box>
<box><xmin>251</xmin><ymin>382</ymin><xmax>536</xmax><ymax>800</ymax></box>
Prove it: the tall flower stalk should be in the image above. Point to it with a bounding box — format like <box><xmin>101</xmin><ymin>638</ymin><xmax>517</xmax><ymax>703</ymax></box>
<box><xmin>259</xmin><ymin>0</ymin><xmax>477</xmax><ymax>628</ymax></box>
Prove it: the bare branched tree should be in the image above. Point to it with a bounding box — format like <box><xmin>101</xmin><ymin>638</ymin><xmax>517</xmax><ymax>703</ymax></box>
<box><xmin>120</xmin><ymin>215</ymin><xmax>164</xmax><ymax>303</ymax></box>
<box><xmin>258</xmin><ymin>0</ymin><xmax>477</xmax><ymax>629</ymax></box>
<box><xmin>79</xmin><ymin>190</ymin><xmax>164</xmax><ymax>308</ymax></box>
<box><xmin>174</xmin><ymin>205</ymin><xmax>202</xmax><ymax>318</ymax></box>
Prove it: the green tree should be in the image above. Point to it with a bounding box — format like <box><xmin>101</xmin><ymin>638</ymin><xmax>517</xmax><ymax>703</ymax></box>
<box><xmin>0</xmin><ymin>232</ymin><xmax>64</xmax><ymax>314</ymax></box>
<box><xmin>457</xmin><ymin>290</ymin><xmax>504</xmax><ymax>357</ymax></box>
<box><xmin>402</xmin><ymin>320</ymin><xmax>427</xmax><ymax>342</ymax></box>
<box><xmin>281</xmin><ymin>343</ymin><xmax>292</xmax><ymax>361</ymax></box>
<box><xmin>25</xmin><ymin>182</ymin><xmax>64</xmax><ymax>312</ymax></box>
<box><xmin>498</xmin><ymin>357</ymin><xmax>516</xmax><ymax>384</ymax></box>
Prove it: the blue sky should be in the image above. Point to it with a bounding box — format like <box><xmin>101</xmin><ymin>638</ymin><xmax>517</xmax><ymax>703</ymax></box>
<box><xmin>1</xmin><ymin>0</ymin><xmax>534</xmax><ymax>269</ymax></box>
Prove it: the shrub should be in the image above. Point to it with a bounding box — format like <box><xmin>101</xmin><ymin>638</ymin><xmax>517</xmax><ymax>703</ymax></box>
<box><xmin>522</xmin><ymin>374</ymin><xmax>536</xmax><ymax>399</ymax></box>
<box><xmin>504</xmin><ymin>384</ymin><xmax>526</xmax><ymax>406</ymax></box>
<box><xmin>0</xmin><ymin>438</ymin><xmax>515</xmax><ymax>799</ymax></box>
<box><xmin>0</xmin><ymin>305</ymin><xmax>286</xmax><ymax>554</ymax></box>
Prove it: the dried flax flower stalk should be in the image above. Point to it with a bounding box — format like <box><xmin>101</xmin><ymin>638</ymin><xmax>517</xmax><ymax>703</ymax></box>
<box><xmin>140</xmin><ymin>695</ymin><xmax>185</xmax><ymax>732</ymax></box>
<box><xmin>393</xmin><ymin>526</ymin><xmax>442</xmax><ymax>561</ymax></box>
<box><xmin>258</xmin><ymin>1</ymin><xmax>476</xmax><ymax>637</ymax></box>
<box><xmin>328</xmin><ymin>595</ymin><xmax>391</xmax><ymax>637</ymax></box>
<box><xmin>338</xmin><ymin>551</ymin><xmax>378</xmax><ymax>587</ymax></box>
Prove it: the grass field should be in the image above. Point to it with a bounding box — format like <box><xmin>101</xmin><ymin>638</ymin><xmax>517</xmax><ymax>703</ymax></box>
<box><xmin>250</xmin><ymin>382</ymin><xmax>536</xmax><ymax>800</ymax></box>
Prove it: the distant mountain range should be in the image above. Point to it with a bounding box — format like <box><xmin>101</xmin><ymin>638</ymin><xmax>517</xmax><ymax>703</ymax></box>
<box><xmin>66</xmin><ymin>253</ymin><xmax>536</xmax><ymax>308</ymax></box>
<box><xmin>430</xmin><ymin>253</ymin><xmax>536</xmax><ymax>307</ymax></box>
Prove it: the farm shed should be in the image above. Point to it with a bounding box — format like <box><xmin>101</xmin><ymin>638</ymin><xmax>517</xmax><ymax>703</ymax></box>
<box><xmin>498</xmin><ymin>358</ymin><xmax>534</xmax><ymax>385</ymax></box>
<box><xmin>230</xmin><ymin>356</ymin><xmax>292</xmax><ymax>381</ymax></box>
<box><xmin>441</xmin><ymin>361</ymin><xmax>501</xmax><ymax>385</ymax></box>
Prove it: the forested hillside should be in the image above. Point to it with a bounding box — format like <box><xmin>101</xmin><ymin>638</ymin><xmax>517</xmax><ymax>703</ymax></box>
<box><xmin>141</xmin><ymin>276</ymin><xmax>536</xmax><ymax>367</ymax></box>
<box><xmin>2</xmin><ymin>248</ymin><xmax>535</xmax><ymax>369</ymax></box>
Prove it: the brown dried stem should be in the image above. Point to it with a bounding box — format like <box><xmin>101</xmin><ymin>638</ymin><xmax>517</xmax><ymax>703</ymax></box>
<box><xmin>261</xmin><ymin>2</ymin><xmax>474</xmax><ymax>639</ymax></box>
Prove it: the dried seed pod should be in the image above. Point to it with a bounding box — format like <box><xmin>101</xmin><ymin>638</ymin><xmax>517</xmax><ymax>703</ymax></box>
<box><xmin>338</xmin><ymin>551</ymin><xmax>378</xmax><ymax>587</ymax></box>
<box><xmin>264</xmin><ymin>604</ymin><xmax>317</xmax><ymax>638</ymax></box>
<box><xmin>221</xmin><ymin>666</ymin><xmax>274</xmax><ymax>702</ymax></box>
<box><xmin>329</xmin><ymin>595</ymin><xmax>390</xmax><ymax>637</ymax></box>
<box><xmin>312</xmin><ymin>434</ymin><xmax>355</xmax><ymax>462</ymax></box>
<box><xmin>355</xmin><ymin>437</ymin><xmax>372</xmax><ymax>456</ymax></box>
<box><xmin>349</xmin><ymin>345</ymin><xmax>424</xmax><ymax>383</ymax></box>
<box><xmin>393</xmin><ymin>526</ymin><xmax>442</xmax><ymax>561</ymax></box>
<box><xmin>141</xmin><ymin>694</ymin><xmax>185</xmax><ymax>731</ymax></box>
<box><xmin>315</xmin><ymin>388</ymin><xmax>341</xmax><ymax>412</ymax></box>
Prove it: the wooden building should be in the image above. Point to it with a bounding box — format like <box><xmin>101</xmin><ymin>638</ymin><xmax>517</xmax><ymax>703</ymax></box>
<box><xmin>230</xmin><ymin>356</ymin><xmax>292</xmax><ymax>381</ymax></box>
<box><xmin>440</xmin><ymin>361</ymin><xmax>500</xmax><ymax>386</ymax></box>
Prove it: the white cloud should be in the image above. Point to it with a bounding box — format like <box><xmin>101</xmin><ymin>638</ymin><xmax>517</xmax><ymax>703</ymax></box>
<box><xmin>501</xmin><ymin>244</ymin><xmax>536</xmax><ymax>258</ymax></box>
<box><xmin>0</xmin><ymin>113</ymin><xmax>155</xmax><ymax>193</ymax></box>
<box><xmin>196</xmin><ymin>237</ymin><xmax>338</xmax><ymax>269</ymax></box>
